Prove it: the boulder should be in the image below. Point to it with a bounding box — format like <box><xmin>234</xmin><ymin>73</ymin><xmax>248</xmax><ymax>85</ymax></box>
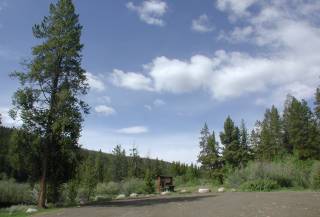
<box><xmin>130</xmin><ymin>193</ymin><xmax>138</xmax><ymax>198</ymax></box>
<box><xmin>218</xmin><ymin>187</ymin><xmax>225</xmax><ymax>192</ymax></box>
<box><xmin>161</xmin><ymin>191</ymin><xmax>170</xmax><ymax>195</ymax></box>
<box><xmin>180</xmin><ymin>189</ymin><xmax>188</xmax><ymax>193</ymax></box>
<box><xmin>116</xmin><ymin>194</ymin><xmax>126</xmax><ymax>200</ymax></box>
<box><xmin>26</xmin><ymin>208</ymin><xmax>38</xmax><ymax>214</ymax></box>
<box><xmin>198</xmin><ymin>188</ymin><xmax>210</xmax><ymax>193</ymax></box>
<box><xmin>231</xmin><ymin>188</ymin><xmax>236</xmax><ymax>192</ymax></box>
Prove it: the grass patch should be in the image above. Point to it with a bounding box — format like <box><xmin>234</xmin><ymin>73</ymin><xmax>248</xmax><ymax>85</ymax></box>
<box><xmin>0</xmin><ymin>206</ymin><xmax>60</xmax><ymax>217</ymax></box>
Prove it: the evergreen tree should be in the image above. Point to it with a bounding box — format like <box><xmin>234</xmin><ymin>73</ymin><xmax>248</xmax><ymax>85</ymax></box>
<box><xmin>198</xmin><ymin>123</ymin><xmax>210</xmax><ymax>164</ymax></box>
<box><xmin>10</xmin><ymin>0</ymin><xmax>87</xmax><ymax>207</ymax></box>
<box><xmin>153</xmin><ymin>158</ymin><xmax>163</xmax><ymax>177</ymax></box>
<box><xmin>283</xmin><ymin>97</ymin><xmax>320</xmax><ymax>160</ymax></box>
<box><xmin>128</xmin><ymin>146</ymin><xmax>143</xmax><ymax>178</ymax></box>
<box><xmin>198</xmin><ymin>123</ymin><xmax>221</xmax><ymax>179</ymax></box>
<box><xmin>220</xmin><ymin>116</ymin><xmax>242</xmax><ymax>168</ymax></box>
<box><xmin>239</xmin><ymin>119</ymin><xmax>251</xmax><ymax>165</ymax></box>
<box><xmin>258</xmin><ymin>106</ymin><xmax>284</xmax><ymax>160</ymax></box>
<box><xmin>81</xmin><ymin>155</ymin><xmax>98</xmax><ymax>201</ymax></box>
<box><xmin>250</xmin><ymin>120</ymin><xmax>262</xmax><ymax>157</ymax></box>
<box><xmin>144</xmin><ymin>168</ymin><xmax>155</xmax><ymax>193</ymax></box>
<box><xmin>315</xmin><ymin>88</ymin><xmax>320</xmax><ymax>123</ymax></box>
<box><xmin>111</xmin><ymin>145</ymin><xmax>128</xmax><ymax>181</ymax></box>
<box><xmin>95</xmin><ymin>150</ymin><xmax>105</xmax><ymax>183</ymax></box>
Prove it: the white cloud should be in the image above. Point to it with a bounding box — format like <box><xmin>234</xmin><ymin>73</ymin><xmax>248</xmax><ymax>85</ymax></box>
<box><xmin>144</xmin><ymin>105</ymin><xmax>152</xmax><ymax>111</ymax></box>
<box><xmin>110</xmin><ymin>69</ymin><xmax>153</xmax><ymax>91</ymax></box>
<box><xmin>126</xmin><ymin>0</ymin><xmax>168</xmax><ymax>26</ymax></box>
<box><xmin>112</xmin><ymin>0</ymin><xmax>320</xmax><ymax>105</ymax></box>
<box><xmin>216</xmin><ymin>0</ymin><xmax>258</xmax><ymax>18</ymax></box>
<box><xmin>153</xmin><ymin>99</ymin><xmax>166</xmax><ymax>106</ymax></box>
<box><xmin>191</xmin><ymin>14</ymin><xmax>214</xmax><ymax>33</ymax></box>
<box><xmin>94</xmin><ymin>105</ymin><xmax>116</xmax><ymax>116</ymax></box>
<box><xmin>219</xmin><ymin>26</ymin><xmax>253</xmax><ymax>43</ymax></box>
<box><xmin>116</xmin><ymin>126</ymin><xmax>149</xmax><ymax>134</ymax></box>
<box><xmin>86</xmin><ymin>72</ymin><xmax>105</xmax><ymax>92</ymax></box>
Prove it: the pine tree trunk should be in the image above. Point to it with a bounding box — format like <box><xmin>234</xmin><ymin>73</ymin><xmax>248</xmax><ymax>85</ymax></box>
<box><xmin>38</xmin><ymin>156</ymin><xmax>47</xmax><ymax>208</ymax></box>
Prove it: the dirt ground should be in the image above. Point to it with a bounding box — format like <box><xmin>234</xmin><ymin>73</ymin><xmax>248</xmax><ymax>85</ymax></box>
<box><xmin>37</xmin><ymin>192</ymin><xmax>320</xmax><ymax>217</ymax></box>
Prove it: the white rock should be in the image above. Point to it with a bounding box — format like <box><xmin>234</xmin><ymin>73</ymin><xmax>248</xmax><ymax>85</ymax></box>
<box><xmin>231</xmin><ymin>188</ymin><xmax>236</xmax><ymax>192</ymax></box>
<box><xmin>116</xmin><ymin>194</ymin><xmax>126</xmax><ymax>199</ymax></box>
<box><xmin>161</xmin><ymin>191</ymin><xmax>170</xmax><ymax>195</ymax></box>
<box><xmin>218</xmin><ymin>187</ymin><xmax>225</xmax><ymax>192</ymax></box>
<box><xmin>79</xmin><ymin>197</ymin><xmax>87</xmax><ymax>205</ymax></box>
<box><xmin>26</xmin><ymin>208</ymin><xmax>38</xmax><ymax>214</ymax></box>
<box><xmin>180</xmin><ymin>189</ymin><xmax>188</xmax><ymax>193</ymax></box>
<box><xmin>198</xmin><ymin>188</ymin><xmax>210</xmax><ymax>193</ymax></box>
<box><xmin>130</xmin><ymin>193</ymin><xmax>138</xmax><ymax>198</ymax></box>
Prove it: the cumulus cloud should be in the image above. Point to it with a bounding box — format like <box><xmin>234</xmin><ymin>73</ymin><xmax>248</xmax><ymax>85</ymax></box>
<box><xmin>86</xmin><ymin>72</ymin><xmax>105</xmax><ymax>92</ymax></box>
<box><xmin>191</xmin><ymin>14</ymin><xmax>214</xmax><ymax>33</ymax></box>
<box><xmin>216</xmin><ymin>0</ymin><xmax>258</xmax><ymax>18</ymax></box>
<box><xmin>111</xmin><ymin>0</ymin><xmax>320</xmax><ymax>104</ymax></box>
<box><xmin>126</xmin><ymin>0</ymin><xmax>168</xmax><ymax>26</ymax></box>
<box><xmin>94</xmin><ymin>105</ymin><xmax>116</xmax><ymax>116</ymax></box>
<box><xmin>110</xmin><ymin>69</ymin><xmax>153</xmax><ymax>91</ymax></box>
<box><xmin>116</xmin><ymin>126</ymin><xmax>149</xmax><ymax>134</ymax></box>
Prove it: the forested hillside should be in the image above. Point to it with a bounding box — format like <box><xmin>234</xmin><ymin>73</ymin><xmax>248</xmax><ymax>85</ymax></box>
<box><xmin>0</xmin><ymin>126</ymin><xmax>195</xmax><ymax>184</ymax></box>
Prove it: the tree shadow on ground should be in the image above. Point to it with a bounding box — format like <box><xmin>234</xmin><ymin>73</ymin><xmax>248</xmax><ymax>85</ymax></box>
<box><xmin>88</xmin><ymin>194</ymin><xmax>218</xmax><ymax>207</ymax></box>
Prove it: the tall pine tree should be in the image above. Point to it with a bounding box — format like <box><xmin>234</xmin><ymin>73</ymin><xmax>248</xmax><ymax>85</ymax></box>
<box><xmin>220</xmin><ymin>116</ymin><xmax>242</xmax><ymax>169</ymax></box>
<box><xmin>111</xmin><ymin>145</ymin><xmax>128</xmax><ymax>181</ymax></box>
<box><xmin>198</xmin><ymin>123</ymin><xmax>221</xmax><ymax>179</ymax></box>
<box><xmin>10</xmin><ymin>0</ymin><xmax>87</xmax><ymax>207</ymax></box>
<box><xmin>258</xmin><ymin>106</ymin><xmax>284</xmax><ymax>160</ymax></box>
<box><xmin>315</xmin><ymin>88</ymin><xmax>320</xmax><ymax>123</ymax></box>
<box><xmin>239</xmin><ymin>119</ymin><xmax>251</xmax><ymax>165</ymax></box>
<box><xmin>283</xmin><ymin>96</ymin><xmax>320</xmax><ymax>160</ymax></box>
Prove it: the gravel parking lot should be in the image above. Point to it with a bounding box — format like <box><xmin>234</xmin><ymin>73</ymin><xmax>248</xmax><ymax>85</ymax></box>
<box><xmin>37</xmin><ymin>192</ymin><xmax>320</xmax><ymax>217</ymax></box>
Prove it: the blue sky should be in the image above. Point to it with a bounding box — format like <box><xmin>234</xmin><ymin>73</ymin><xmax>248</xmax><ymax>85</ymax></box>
<box><xmin>1</xmin><ymin>0</ymin><xmax>320</xmax><ymax>164</ymax></box>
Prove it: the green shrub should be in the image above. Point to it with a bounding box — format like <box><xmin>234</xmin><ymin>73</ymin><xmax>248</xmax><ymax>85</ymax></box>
<box><xmin>121</xmin><ymin>178</ymin><xmax>145</xmax><ymax>195</ymax></box>
<box><xmin>0</xmin><ymin>179</ymin><xmax>33</xmax><ymax>205</ymax></box>
<box><xmin>144</xmin><ymin>169</ymin><xmax>155</xmax><ymax>194</ymax></box>
<box><xmin>310</xmin><ymin>161</ymin><xmax>320</xmax><ymax>190</ymax></box>
<box><xmin>59</xmin><ymin>180</ymin><xmax>79</xmax><ymax>205</ymax></box>
<box><xmin>226</xmin><ymin>158</ymin><xmax>315</xmax><ymax>190</ymax></box>
<box><xmin>240</xmin><ymin>179</ymin><xmax>280</xmax><ymax>191</ymax></box>
<box><xmin>96</xmin><ymin>182</ymin><xmax>120</xmax><ymax>196</ymax></box>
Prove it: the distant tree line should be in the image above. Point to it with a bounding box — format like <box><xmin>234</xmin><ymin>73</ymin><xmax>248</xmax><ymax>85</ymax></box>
<box><xmin>198</xmin><ymin>89</ymin><xmax>320</xmax><ymax>183</ymax></box>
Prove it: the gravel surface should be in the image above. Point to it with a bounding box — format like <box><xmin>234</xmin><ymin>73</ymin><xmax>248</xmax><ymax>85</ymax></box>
<box><xmin>37</xmin><ymin>192</ymin><xmax>320</xmax><ymax>217</ymax></box>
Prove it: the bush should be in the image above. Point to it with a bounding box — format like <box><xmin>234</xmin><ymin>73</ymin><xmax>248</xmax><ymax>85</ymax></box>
<box><xmin>240</xmin><ymin>179</ymin><xmax>280</xmax><ymax>191</ymax></box>
<box><xmin>96</xmin><ymin>182</ymin><xmax>120</xmax><ymax>196</ymax></box>
<box><xmin>121</xmin><ymin>178</ymin><xmax>145</xmax><ymax>195</ymax></box>
<box><xmin>310</xmin><ymin>161</ymin><xmax>320</xmax><ymax>190</ymax></box>
<box><xmin>59</xmin><ymin>180</ymin><xmax>79</xmax><ymax>205</ymax></box>
<box><xmin>144</xmin><ymin>169</ymin><xmax>155</xmax><ymax>194</ymax></box>
<box><xmin>226</xmin><ymin>158</ymin><xmax>315</xmax><ymax>190</ymax></box>
<box><xmin>0</xmin><ymin>179</ymin><xmax>33</xmax><ymax>206</ymax></box>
